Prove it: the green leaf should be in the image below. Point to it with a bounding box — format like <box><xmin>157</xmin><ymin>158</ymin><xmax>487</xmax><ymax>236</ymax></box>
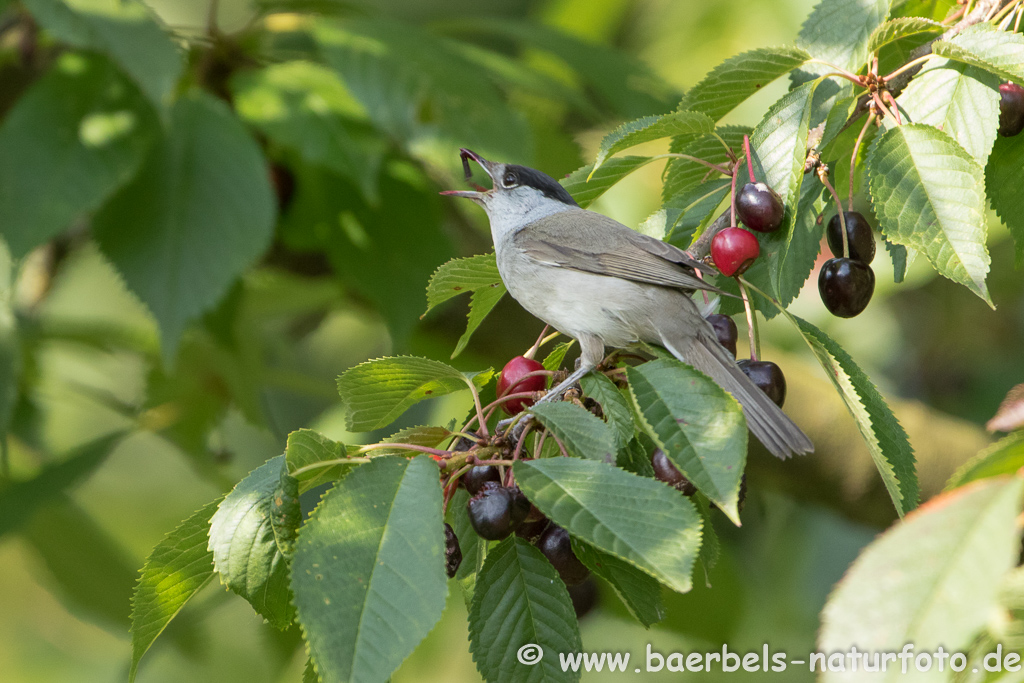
<box><xmin>750</xmin><ymin>80</ymin><xmax>819</xmax><ymax>215</ymax></box>
<box><xmin>513</xmin><ymin>458</ymin><xmax>702</xmax><ymax>593</ymax></box>
<box><xmin>897</xmin><ymin>60</ymin><xmax>1001</xmax><ymax>165</ymax></box>
<box><xmin>560</xmin><ymin>156</ymin><xmax>653</xmax><ymax>208</ymax></box>
<box><xmin>782</xmin><ymin>310</ymin><xmax>918</xmax><ymax>516</ymax></box>
<box><xmin>0</xmin><ymin>53</ymin><xmax>157</xmax><ymax>258</ymax></box>
<box><xmin>663</xmin><ymin>126</ymin><xmax>749</xmax><ymax>201</ymax></box>
<box><xmin>469</xmin><ymin>537</ymin><xmax>582</xmax><ymax>683</ymax></box>
<box><xmin>231</xmin><ymin>61</ymin><xmax>384</xmax><ymax>201</ymax></box>
<box><xmin>693</xmin><ymin>497</ymin><xmax>721</xmax><ymax>583</ymax></box>
<box><xmin>542</xmin><ymin>340</ymin><xmax>575</xmax><ymax>373</ymax></box>
<box><xmin>130</xmin><ymin>498</ymin><xmax>222</xmax><ymax>683</ymax></box>
<box><xmin>818</xmin><ymin>476</ymin><xmax>1024</xmax><ymax>679</ymax></box>
<box><xmin>303</xmin><ymin>658</ymin><xmax>319</xmax><ymax>683</ymax></box>
<box><xmin>374</xmin><ymin>425</ymin><xmax>453</xmax><ymax>457</ymax></box>
<box><xmin>580</xmin><ymin>373</ymin><xmax>634</xmax><ymax>452</ymax></box>
<box><xmin>285</xmin><ymin>429</ymin><xmax>355</xmax><ymax>493</ymax></box>
<box><xmin>452</xmin><ymin>283</ymin><xmax>506</xmax><ymax>358</ymax></box>
<box><xmin>653</xmin><ymin>178</ymin><xmax>732</xmax><ymax>250</ymax></box>
<box><xmin>93</xmin><ymin>92</ymin><xmax>276</xmax><ymax>361</ymax></box>
<box><xmin>570</xmin><ymin>538</ymin><xmax>664</xmax><ymax>628</ymax></box>
<box><xmin>528</xmin><ymin>401</ymin><xmax>617</xmax><ymax>462</ymax></box>
<box><xmin>867</xmin><ymin>17</ymin><xmax>944</xmax><ymax>53</ymax></box>
<box><xmin>946</xmin><ymin>432</ymin><xmax>1024</xmax><ymax>490</ymax></box>
<box><xmin>314</xmin><ymin>18</ymin><xmax>529</xmax><ymax>160</ymax></box>
<box><xmin>676</xmin><ymin>46</ymin><xmax>811</xmax><ymax>122</ymax></box>
<box><xmin>22</xmin><ymin>0</ymin><xmax>182</xmax><ymax>107</ymax></box>
<box><xmin>0</xmin><ymin>431</ymin><xmax>126</xmax><ymax>539</ymax></box>
<box><xmin>336</xmin><ymin>356</ymin><xmax>472</xmax><ymax>432</ymax></box>
<box><xmin>291</xmin><ymin>456</ymin><xmax>447</xmax><ymax>683</ymax></box>
<box><xmin>794</xmin><ymin>0</ymin><xmax>890</xmax><ymax>77</ymax></box>
<box><xmin>445</xmin><ymin>488</ymin><xmax>486</xmax><ymax>608</ymax></box>
<box><xmin>592</xmin><ymin>111</ymin><xmax>714</xmax><ymax>172</ymax></box>
<box><xmin>424</xmin><ymin>253</ymin><xmax>502</xmax><ymax>313</ymax></box>
<box><xmin>987</xmin><ymin>132</ymin><xmax>1024</xmax><ymax>267</ymax></box>
<box><xmin>767</xmin><ymin>179</ymin><xmax>825</xmax><ymax>308</ymax></box>
<box><xmin>867</xmin><ymin>123</ymin><xmax>991</xmax><ymax>304</ymax></box>
<box><xmin>209</xmin><ymin>455</ymin><xmax>298</xmax><ymax>629</ymax></box>
<box><xmin>932</xmin><ymin>23</ymin><xmax>1024</xmax><ymax>86</ymax></box>
<box><xmin>444</xmin><ymin>18</ymin><xmax>676</xmax><ymax>119</ymax></box>
<box><xmin>626</xmin><ymin>359</ymin><xmax>747</xmax><ymax>525</ymax></box>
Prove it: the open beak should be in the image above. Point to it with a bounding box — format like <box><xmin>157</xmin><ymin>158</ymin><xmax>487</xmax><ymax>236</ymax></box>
<box><xmin>439</xmin><ymin>148</ymin><xmax>497</xmax><ymax>202</ymax></box>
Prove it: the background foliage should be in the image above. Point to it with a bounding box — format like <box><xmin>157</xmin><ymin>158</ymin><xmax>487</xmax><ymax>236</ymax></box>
<box><xmin>0</xmin><ymin>0</ymin><xmax>1022</xmax><ymax>681</ymax></box>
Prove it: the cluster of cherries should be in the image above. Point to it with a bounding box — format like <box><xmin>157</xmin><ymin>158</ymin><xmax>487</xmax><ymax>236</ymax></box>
<box><xmin>441</xmin><ymin>356</ymin><xmax>590</xmax><ymax>589</ymax></box>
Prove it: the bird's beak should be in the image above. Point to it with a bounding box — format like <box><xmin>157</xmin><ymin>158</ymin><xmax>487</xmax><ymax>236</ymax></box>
<box><xmin>439</xmin><ymin>148</ymin><xmax>498</xmax><ymax>203</ymax></box>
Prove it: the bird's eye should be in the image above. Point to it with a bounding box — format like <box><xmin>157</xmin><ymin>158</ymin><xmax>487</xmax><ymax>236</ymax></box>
<box><xmin>503</xmin><ymin>170</ymin><xmax>518</xmax><ymax>187</ymax></box>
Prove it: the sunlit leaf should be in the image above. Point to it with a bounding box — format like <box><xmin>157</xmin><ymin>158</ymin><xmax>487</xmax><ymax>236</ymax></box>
<box><xmin>571</xmin><ymin>538</ymin><xmax>664</xmax><ymax>628</ymax></box>
<box><xmin>946</xmin><ymin>432</ymin><xmax>1024</xmax><ymax>490</ymax></box>
<box><xmin>627</xmin><ymin>359</ymin><xmax>747</xmax><ymax>524</ymax></box>
<box><xmin>867</xmin><ymin>17</ymin><xmax>943</xmax><ymax>53</ymax></box>
<box><xmin>561</xmin><ymin>156</ymin><xmax>653</xmax><ymax>208</ymax></box>
<box><xmin>932</xmin><ymin>23</ymin><xmax>1024</xmax><ymax>86</ymax></box>
<box><xmin>130</xmin><ymin>499</ymin><xmax>222</xmax><ymax>683</ymax></box>
<box><xmin>514</xmin><ymin>458</ymin><xmax>702</xmax><ymax>593</ymax></box>
<box><xmin>209</xmin><ymin>455</ymin><xmax>298</xmax><ymax>629</ymax></box>
<box><xmin>469</xmin><ymin>537</ymin><xmax>582</xmax><ymax>683</ymax></box>
<box><xmin>819</xmin><ymin>476</ymin><xmax>1024</xmax><ymax>682</ymax></box>
<box><xmin>592</xmin><ymin>111</ymin><xmax>713</xmax><ymax>172</ymax></box>
<box><xmin>291</xmin><ymin>456</ymin><xmax>446</xmax><ymax>683</ymax></box>
<box><xmin>528</xmin><ymin>401</ymin><xmax>617</xmax><ymax>462</ymax></box>
<box><xmin>677</xmin><ymin>47</ymin><xmax>811</xmax><ymax>122</ymax></box>
<box><xmin>868</xmin><ymin>123</ymin><xmax>991</xmax><ymax>304</ymax></box>
<box><xmin>897</xmin><ymin>60</ymin><xmax>1001</xmax><ymax>165</ymax></box>
<box><xmin>336</xmin><ymin>356</ymin><xmax>472</xmax><ymax>431</ymax></box>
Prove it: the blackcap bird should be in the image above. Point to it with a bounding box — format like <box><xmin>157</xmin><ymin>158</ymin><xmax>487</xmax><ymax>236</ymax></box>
<box><xmin>442</xmin><ymin>149</ymin><xmax>812</xmax><ymax>459</ymax></box>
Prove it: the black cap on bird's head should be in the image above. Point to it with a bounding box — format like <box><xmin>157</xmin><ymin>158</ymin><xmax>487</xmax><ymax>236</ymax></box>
<box><xmin>440</xmin><ymin>149</ymin><xmax>578</xmax><ymax>207</ymax></box>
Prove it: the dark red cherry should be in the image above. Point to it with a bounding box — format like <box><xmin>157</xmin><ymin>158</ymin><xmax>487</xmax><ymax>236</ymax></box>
<box><xmin>497</xmin><ymin>356</ymin><xmax>546</xmax><ymax>415</ymax></box>
<box><xmin>537</xmin><ymin>525</ymin><xmax>590</xmax><ymax>586</ymax></box>
<box><xmin>998</xmin><ymin>82</ymin><xmax>1024</xmax><ymax>137</ymax></box>
<box><xmin>737</xmin><ymin>360</ymin><xmax>786</xmax><ymax>408</ymax></box>
<box><xmin>826</xmin><ymin>212</ymin><xmax>875</xmax><ymax>264</ymax></box>
<box><xmin>736</xmin><ymin>182</ymin><xmax>784</xmax><ymax>233</ymax></box>
<box><xmin>651</xmin><ymin>449</ymin><xmax>696</xmax><ymax>495</ymax></box>
<box><xmin>818</xmin><ymin>258</ymin><xmax>874</xmax><ymax>318</ymax></box>
<box><xmin>444</xmin><ymin>523</ymin><xmax>462</xmax><ymax>578</ymax></box>
<box><xmin>706</xmin><ymin>314</ymin><xmax>738</xmax><ymax>358</ymax></box>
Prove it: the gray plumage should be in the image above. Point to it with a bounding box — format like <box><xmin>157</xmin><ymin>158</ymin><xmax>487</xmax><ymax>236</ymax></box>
<box><xmin>443</xmin><ymin>149</ymin><xmax>813</xmax><ymax>459</ymax></box>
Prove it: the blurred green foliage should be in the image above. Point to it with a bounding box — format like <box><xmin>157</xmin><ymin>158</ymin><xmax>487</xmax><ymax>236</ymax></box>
<box><xmin>0</xmin><ymin>0</ymin><xmax>1021</xmax><ymax>681</ymax></box>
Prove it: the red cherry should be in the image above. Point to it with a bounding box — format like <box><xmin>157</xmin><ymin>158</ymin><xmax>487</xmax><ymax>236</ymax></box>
<box><xmin>711</xmin><ymin>227</ymin><xmax>760</xmax><ymax>277</ymax></box>
<box><xmin>497</xmin><ymin>356</ymin><xmax>545</xmax><ymax>415</ymax></box>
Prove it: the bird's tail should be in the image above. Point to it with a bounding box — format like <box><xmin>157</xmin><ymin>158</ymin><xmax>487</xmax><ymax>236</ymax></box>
<box><xmin>663</xmin><ymin>332</ymin><xmax>813</xmax><ymax>459</ymax></box>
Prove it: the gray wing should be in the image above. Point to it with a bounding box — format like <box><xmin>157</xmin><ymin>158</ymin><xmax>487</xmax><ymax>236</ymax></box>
<box><xmin>513</xmin><ymin>208</ymin><xmax>724</xmax><ymax>294</ymax></box>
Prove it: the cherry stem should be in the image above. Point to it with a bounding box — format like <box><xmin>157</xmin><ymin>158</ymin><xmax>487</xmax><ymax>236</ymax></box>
<box><xmin>464</xmin><ymin>377</ymin><xmax>489</xmax><ymax>439</ymax></box>
<box><xmin>807</xmin><ymin>59</ymin><xmax>866</xmax><ymax>85</ymax></box>
<box><xmin>743</xmin><ymin>135</ymin><xmax>756</xmax><ymax>184</ymax></box>
<box><xmin>482</xmin><ymin>391</ymin><xmax>543</xmax><ymax>415</ymax></box>
<box><xmin>736</xmin><ymin>277</ymin><xmax>760</xmax><ymax>361</ymax></box>
<box><xmin>660</xmin><ymin>153</ymin><xmax>733</xmax><ymax>176</ymax></box>
<box><xmin>882</xmin><ymin>54</ymin><xmax>935</xmax><ymax>83</ymax></box>
<box><xmin>290</xmin><ymin>456</ymin><xmax>373</xmax><ymax>477</ymax></box>
<box><xmin>882</xmin><ymin>90</ymin><xmax>903</xmax><ymax>125</ymax></box>
<box><xmin>550</xmin><ymin>432</ymin><xmax>570</xmax><ymax>458</ymax></box>
<box><xmin>534</xmin><ymin>430</ymin><xmax>549</xmax><ymax>459</ymax></box>
<box><xmin>849</xmin><ymin>112</ymin><xmax>874</xmax><ymax>212</ymax></box>
<box><xmin>817</xmin><ymin>166</ymin><xmax>849</xmax><ymax>258</ymax></box>
<box><xmin>710</xmin><ymin>132</ymin><xmax>737</xmax><ymax>162</ymax></box>
<box><xmin>524</xmin><ymin>325</ymin><xmax>550</xmax><ymax>360</ymax></box>
<box><xmin>730</xmin><ymin>160</ymin><xmax>740</xmax><ymax>226</ymax></box>
<box><xmin>871</xmin><ymin>91</ymin><xmax>900</xmax><ymax>126</ymax></box>
<box><xmin>448</xmin><ymin>430</ymin><xmax>484</xmax><ymax>446</ymax></box>
<box><xmin>505</xmin><ymin>423</ymin><xmax>534</xmax><ymax>485</ymax></box>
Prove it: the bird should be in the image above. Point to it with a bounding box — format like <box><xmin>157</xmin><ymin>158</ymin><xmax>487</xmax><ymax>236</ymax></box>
<box><xmin>441</xmin><ymin>149</ymin><xmax>813</xmax><ymax>459</ymax></box>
